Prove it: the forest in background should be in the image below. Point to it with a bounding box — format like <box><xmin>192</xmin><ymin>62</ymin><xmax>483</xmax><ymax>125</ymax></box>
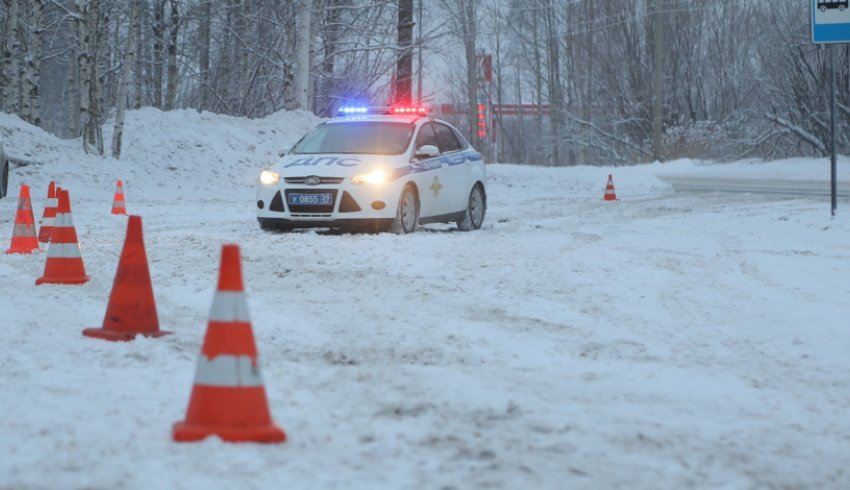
<box><xmin>0</xmin><ymin>0</ymin><xmax>845</xmax><ymax>165</ymax></box>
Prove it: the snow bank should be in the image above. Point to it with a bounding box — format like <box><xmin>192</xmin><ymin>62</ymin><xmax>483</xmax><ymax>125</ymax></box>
<box><xmin>650</xmin><ymin>157</ymin><xmax>850</xmax><ymax>182</ymax></box>
<box><xmin>490</xmin><ymin>164</ymin><xmax>672</xmax><ymax>200</ymax></box>
<box><xmin>2</xmin><ymin>108</ymin><xmax>321</xmax><ymax>200</ymax></box>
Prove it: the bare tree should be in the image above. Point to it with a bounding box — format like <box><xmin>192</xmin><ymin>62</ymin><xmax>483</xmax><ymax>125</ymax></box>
<box><xmin>113</xmin><ymin>0</ymin><xmax>139</xmax><ymax>159</ymax></box>
<box><xmin>2</xmin><ymin>0</ymin><xmax>21</xmax><ymax>113</ymax></box>
<box><xmin>164</xmin><ymin>0</ymin><xmax>178</xmax><ymax>110</ymax></box>
<box><xmin>293</xmin><ymin>0</ymin><xmax>313</xmax><ymax>110</ymax></box>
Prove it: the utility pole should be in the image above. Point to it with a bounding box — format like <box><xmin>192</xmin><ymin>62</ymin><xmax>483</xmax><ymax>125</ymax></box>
<box><xmin>652</xmin><ymin>0</ymin><xmax>664</xmax><ymax>162</ymax></box>
<box><xmin>396</xmin><ymin>0</ymin><xmax>414</xmax><ymax>105</ymax></box>
<box><xmin>830</xmin><ymin>44</ymin><xmax>838</xmax><ymax>216</ymax></box>
<box><xmin>416</xmin><ymin>0</ymin><xmax>423</xmax><ymax>102</ymax></box>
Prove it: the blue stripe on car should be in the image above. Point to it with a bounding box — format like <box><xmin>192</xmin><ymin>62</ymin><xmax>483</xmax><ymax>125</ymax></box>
<box><xmin>392</xmin><ymin>150</ymin><xmax>482</xmax><ymax>180</ymax></box>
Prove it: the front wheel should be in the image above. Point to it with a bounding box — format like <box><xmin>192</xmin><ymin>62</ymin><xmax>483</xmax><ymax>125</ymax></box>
<box><xmin>457</xmin><ymin>184</ymin><xmax>486</xmax><ymax>231</ymax></box>
<box><xmin>389</xmin><ymin>185</ymin><xmax>419</xmax><ymax>234</ymax></box>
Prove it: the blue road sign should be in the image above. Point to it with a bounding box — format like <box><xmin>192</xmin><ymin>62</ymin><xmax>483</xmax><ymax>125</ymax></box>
<box><xmin>813</xmin><ymin>1</ymin><xmax>850</xmax><ymax>43</ymax></box>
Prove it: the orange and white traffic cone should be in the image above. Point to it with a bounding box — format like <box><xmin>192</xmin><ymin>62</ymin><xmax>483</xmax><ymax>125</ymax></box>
<box><xmin>173</xmin><ymin>244</ymin><xmax>286</xmax><ymax>443</ymax></box>
<box><xmin>111</xmin><ymin>180</ymin><xmax>127</xmax><ymax>215</ymax></box>
<box><xmin>38</xmin><ymin>181</ymin><xmax>59</xmax><ymax>243</ymax></box>
<box><xmin>83</xmin><ymin>216</ymin><xmax>171</xmax><ymax>341</ymax></box>
<box><xmin>603</xmin><ymin>174</ymin><xmax>619</xmax><ymax>201</ymax></box>
<box><xmin>35</xmin><ymin>189</ymin><xmax>90</xmax><ymax>285</ymax></box>
<box><xmin>5</xmin><ymin>184</ymin><xmax>40</xmax><ymax>254</ymax></box>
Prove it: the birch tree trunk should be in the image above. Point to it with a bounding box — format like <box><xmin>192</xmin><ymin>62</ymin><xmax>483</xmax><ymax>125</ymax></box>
<box><xmin>66</xmin><ymin>2</ymin><xmax>81</xmax><ymax>137</ymax></box>
<box><xmin>22</xmin><ymin>0</ymin><xmax>45</xmax><ymax>127</ymax></box>
<box><xmin>2</xmin><ymin>0</ymin><xmax>21</xmax><ymax>113</ymax></box>
<box><xmin>92</xmin><ymin>0</ymin><xmax>104</xmax><ymax>155</ymax></box>
<box><xmin>134</xmin><ymin>0</ymin><xmax>148</xmax><ymax>108</ymax></box>
<box><xmin>308</xmin><ymin>0</ymin><xmax>320</xmax><ymax>106</ymax></box>
<box><xmin>460</xmin><ymin>0</ymin><xmax>478</xmax><ymax>149</ymax></box>
<box><xmin>238</xmin><ymin>0</ymin><xmax>250</xmax><ymax>113</ymax></box>
<box><xmin>113</xmin><ymin>0</ymin><xmax>138</xmax><ymax>159</ymax></box>
<box><xmin>164</xmin><ymin>0</ymin><xmax>178</xmax><ymax>110</ymax></box>
<box><xmin>80</xmin><ymin>0</ymin><xmax>103</xmax><ymax>155</ymax></box>
<box><xmin>198</xmin><ymin>0</ymin><xmax>210</xmax><ymax>111</ymax></box>
<box><xmin>545</xmin><ymin>0</ymin><xmax>563</xmax><ymax>165</ymax></box>
<box><xmin>79</xmin><ymin>0</ymin><xmax>93</xmax><ymax>153</ymax></box>
<box><xmin>152</xmin><ymin>0</ymin><xmax>164</xmax><ymax>108</ymax></box>
<box><xmin>293</xmin><ymin>0</ymin><xmax>313</xmax><ymax>110</ymax></box>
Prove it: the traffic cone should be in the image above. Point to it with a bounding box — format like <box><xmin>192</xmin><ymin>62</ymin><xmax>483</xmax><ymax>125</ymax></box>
<box><xmin>111</xmin><ymin>180</ymin><xmax>127</xmax><ymax>215</ymax></box>
<box><xmin>35</xmin><ymin>189</ymin><xmax>90</xmax><ymax>285</ymax></box>
<box><xmin>83</xmin><ymin>216</ymin><xmax>171</xmax><ymax>341</ymax></box>
<box><xmin>38</xmin><ymin>181</ymin><xmax>59</xmax><ymax>243</ymax></box>
<box><xmin>173</xmin><ymin>244</ymin><xmax>286</xmax><ymax>443</ymax></box>
<box><xmin>603</xmin><ymin>174</ymin><xmax>619</xmax><ymax>201</ymax></box>
<box><xmin>5</xmin><ymin>184</ymin><xmax>40</xmax><ymax>254</ymax></box>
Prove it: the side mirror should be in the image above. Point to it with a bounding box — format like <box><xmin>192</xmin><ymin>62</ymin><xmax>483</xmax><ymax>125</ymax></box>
<box><xmin>278</xmin><ymin>147</ymin><xmax>292</xmax><ymax>157</ymax></box>
<box><xmin>414</xmin><ymin>145</ymin><xmax>439</xmax><ymax>160</ymax></box>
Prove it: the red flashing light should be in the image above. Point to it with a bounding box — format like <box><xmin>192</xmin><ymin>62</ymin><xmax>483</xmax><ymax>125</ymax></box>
<box><xmin>391</xmin><ymin>106</ymin><xmax>429</xmax><ymax>115</ymax></box>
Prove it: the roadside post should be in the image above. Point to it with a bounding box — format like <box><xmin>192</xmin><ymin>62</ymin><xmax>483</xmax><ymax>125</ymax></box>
<box><xmin>811</xmin><ymin>0</ymin><xmax>850</xmax><ymax>216</ymax></box>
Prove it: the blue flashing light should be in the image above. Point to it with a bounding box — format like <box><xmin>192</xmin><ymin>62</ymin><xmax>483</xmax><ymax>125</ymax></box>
<box><xmin>339</xmin><ymin>106</ymin><xmax>369</xmax><ymax>115</ymax></box>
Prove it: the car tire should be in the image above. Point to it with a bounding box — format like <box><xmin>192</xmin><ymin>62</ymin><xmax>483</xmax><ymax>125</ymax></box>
<box><xmin>456</xmin><ymin>184</ymin><xmax>486</xmax><ymax>231</ymax></box>
<box><xmin>821</xmin><ymin>6</ymin><xmax>828</xmax><ymax>11</ymax></box>
<box><xmin>841</xmin><ymin>5</ymin><xmax>846</xmax><ymax>11</ymax></box>
<box><xmin>0</xmin><ymin>157</ymin><xmax>8</xmax><ymax>200</ymax></box>
<box><xmin>389</xmin><ymin>184</ymin><xmax>419</xmax><ymax>234</ymax></box>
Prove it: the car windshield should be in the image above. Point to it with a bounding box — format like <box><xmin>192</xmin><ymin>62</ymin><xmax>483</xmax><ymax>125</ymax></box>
<box><xmin>292</xmin><ymin>121</ymin><xmax>415</xmax><ymax>155</ymax></box>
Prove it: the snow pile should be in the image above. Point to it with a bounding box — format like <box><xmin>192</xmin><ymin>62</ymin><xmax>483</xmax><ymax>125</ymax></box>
<box><xmin>651</xmin><ymin>157</ymin><xmax>850</xmax><ymax>182</ymax></box>
<box><xmin>3</xmin><ymin>108</ymin><xmax>321</xmax><ymax>200</ymax></box>
<box><xmin>490</xmin><ymin>164</ymin><xmax>672</xmax><ymax>200</ymax></box>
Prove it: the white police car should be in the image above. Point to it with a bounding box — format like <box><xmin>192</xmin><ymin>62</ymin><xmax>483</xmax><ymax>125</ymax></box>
<box><xmin>256</xmin><ymin>106</ymin><xmax>486</xmax><ymax>233</ymax></box>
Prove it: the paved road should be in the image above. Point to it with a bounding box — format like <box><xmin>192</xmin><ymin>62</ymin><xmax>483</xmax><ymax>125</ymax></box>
<box><xmin>660</xmin><ymin>176</ymin><xmax>850</xmax><ymax>198</ymax></box>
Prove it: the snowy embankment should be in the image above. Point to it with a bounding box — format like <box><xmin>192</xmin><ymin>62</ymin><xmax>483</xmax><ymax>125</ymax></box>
<box><xmin>1</xmin><ymin>110</ymin><xmax>849</xmax><ymax>490</ymax></box>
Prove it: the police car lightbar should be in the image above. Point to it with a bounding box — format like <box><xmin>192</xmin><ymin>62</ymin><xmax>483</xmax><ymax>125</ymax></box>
<box><xmin>338</xmin><ymin>106</ymin><xmax>369</xmax><ymax>115</ymax></box>
<box><xmin>390</xmin><ymin>106</ymin><xmax>429</xmax><ymax>115</ymax></box>
<box><xmin>337</xmin><ymin>105</ymin><xmax>430</xmax><ymax>116</ymax></box>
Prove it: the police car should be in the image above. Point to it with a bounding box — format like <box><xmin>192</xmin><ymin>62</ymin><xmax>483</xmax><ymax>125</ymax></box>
<box><xmin>256</xmin><ymin>106</ymin><xmax>486</xmax><ymax>233</ymax></box>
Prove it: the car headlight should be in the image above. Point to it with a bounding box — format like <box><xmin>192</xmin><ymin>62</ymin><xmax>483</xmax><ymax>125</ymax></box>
<box><xmin>260</xmin><ymin>170</ymin><xmax>280</xmax><ymax>186</ymax></box>
<box><xmin>351</xmin><ymin>170</ymin><xmax>387</xmax><ymax>185</ymax></box>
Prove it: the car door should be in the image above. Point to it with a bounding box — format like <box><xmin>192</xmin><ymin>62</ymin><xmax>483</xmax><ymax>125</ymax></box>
<box><xmin>410</xmin><ymin>123</ymin><xmax>446</xmax><ymax>217</ymax></box>
<box><xmin>431</xmin><ymin>123</ymin><xmax>470</xmax><ymax>214</ymax></box>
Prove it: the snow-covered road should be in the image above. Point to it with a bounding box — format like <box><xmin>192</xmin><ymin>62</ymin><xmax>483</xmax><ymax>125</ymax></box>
<box><xmin>1</xmin><ymin>110</ymin><xmax>849</xmax><ymax>489</ymax></box>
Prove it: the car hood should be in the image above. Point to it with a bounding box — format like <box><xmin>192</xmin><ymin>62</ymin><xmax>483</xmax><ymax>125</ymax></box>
<box><xmin>271</xmin><ymin>153</ymin><xmax>408</xmax><ymax>177</ymax></box>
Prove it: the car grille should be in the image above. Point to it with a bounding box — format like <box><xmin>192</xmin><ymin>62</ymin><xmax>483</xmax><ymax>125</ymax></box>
<box><xmin>284</xmin><ymin>176</ymin><xmax>345</xmax><ymax>185</ymax></box>
<box><xmin>285</xmin><ymin>189</ymin><xmax>338</xmax><ymax>214</ymax></box>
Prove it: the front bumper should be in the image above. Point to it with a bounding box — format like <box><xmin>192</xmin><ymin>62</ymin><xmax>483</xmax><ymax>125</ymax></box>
<box><xmin>256</xmin><ymin>180</ymin><xmax>402</xmax><ymax>228</ymax></box>
<box><xmin>258</xmin><ymin>216</ymin><xmax>393</xmax><ymax>231</ymax></box>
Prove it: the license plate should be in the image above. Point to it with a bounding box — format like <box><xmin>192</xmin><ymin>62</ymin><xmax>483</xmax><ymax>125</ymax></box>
<box><xmin>288</xmin><ymin>193</ymin><xmax>332</xmax><ymax>205</ymax></box>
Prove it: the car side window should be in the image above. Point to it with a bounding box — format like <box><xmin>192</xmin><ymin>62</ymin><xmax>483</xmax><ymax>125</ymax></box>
<box><xmin>433</xmin><ymin>124</ymin><xmax>462</xmax><ymax>153</ymax></box>
<box><xmin>415</xmin><ymin>123</ymin><xmax>439</xmax><ymax>151</ymax></box>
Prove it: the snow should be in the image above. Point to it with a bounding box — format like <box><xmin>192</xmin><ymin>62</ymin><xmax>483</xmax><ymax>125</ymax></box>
<box><xmin>650</xmin><ymin>156</ymin><xmax>850</xmax><ymax>183</ymax></box>
<box><xmin>1</xmin><ymin>110</ymin><xmax>849</xmax><ymax>489</ymax></box>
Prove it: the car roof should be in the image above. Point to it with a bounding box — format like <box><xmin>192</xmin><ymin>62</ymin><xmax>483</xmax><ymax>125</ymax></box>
<box><xmin>326</xmin><ymin>114</ymin><xmax>428</xmax><ymax>124</ymax></box>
